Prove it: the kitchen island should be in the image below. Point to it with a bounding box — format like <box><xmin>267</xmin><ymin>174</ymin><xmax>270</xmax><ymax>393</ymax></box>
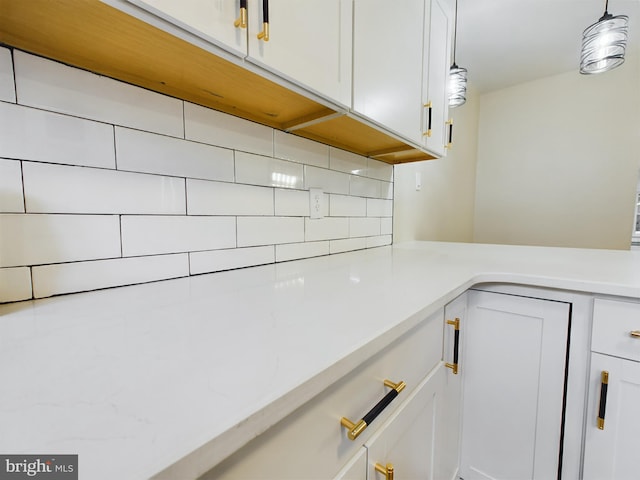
<box><xmin>1</xmin><ymin>241</ymin><xmax>640</xmax><ymax>479</ymax></box>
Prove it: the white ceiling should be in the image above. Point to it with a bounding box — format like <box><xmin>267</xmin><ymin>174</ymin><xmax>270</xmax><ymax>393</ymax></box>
<box><xmin>454</xmin><ymin>0</ymin><xmax>640</xmax><ymax>93</ymax></box>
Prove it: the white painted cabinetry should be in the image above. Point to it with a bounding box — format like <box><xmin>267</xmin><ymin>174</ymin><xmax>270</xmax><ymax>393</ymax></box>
<box><xmin>458</xmin><ymin>289</ymin><xmax>571</xmax><ymax>480</ymax></box>
<box><xmin>583</xmin><ymin>298</ymin><xmax>640</xmax><ymax>480</ymax></box>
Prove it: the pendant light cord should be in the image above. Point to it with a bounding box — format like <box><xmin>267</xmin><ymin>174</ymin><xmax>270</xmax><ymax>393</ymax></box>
<box><xmin>452</xmin><ymin>0</ymin><xmax>459</xmax><ymax>66</ymax></box>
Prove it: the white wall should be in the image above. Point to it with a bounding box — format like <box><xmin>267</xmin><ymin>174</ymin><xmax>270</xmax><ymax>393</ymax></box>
<box><xmin>0</xmin><ymin>48</ymin><xmax>394</xmax><ymax>303</ymax></box>
<box><xmin>393</xmin><ymin>86</ymin><xmax>479</xmax><ymax>242</ymax></box>
<box><xmin>473</xmin><ymin>52</ymin><xmax>640</xmax><ymax>250</ymax></box>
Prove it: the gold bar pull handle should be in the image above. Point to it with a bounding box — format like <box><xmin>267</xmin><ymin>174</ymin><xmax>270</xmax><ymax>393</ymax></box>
<box><xmin>340</xmin><ymin>379</ymin><xmax>406</xmax><ymax>440</ymax></box>
<box><xmin>375</xmin><ymin>462</ymin><xmax>394</xmax><ymax>480</ymax></box>
<box><xmin>630</xmin><ymin>330</ymin><xmax>640</xmax><ymax>338</ymax></box>
<box><xmin>444</xmin><ymin>119</ymin><xmax>454</xmax><ymax>149</ymax></box>
<box><xmin>257</xmin><ymin>0</ymin><xmax>270</xmax><ymax>41</ymax></box>
<box><xmin>445</xmin><ymin>318</ymin><xmax>460</xmax><ymax>374</ymax></box>
<box><xmin>597</xmin><ymin>371</ymin><xmax>609</xmax><ymax>430</ymax></box>
<box><xmin>234</xmin><ymin>0</ymin><xmax>247</xmax><ymax>28</ymax></box>
<box><xmin>422</xmin><ymin>101</ymin><xmax>433</xmax><ymax>137</ymax></box>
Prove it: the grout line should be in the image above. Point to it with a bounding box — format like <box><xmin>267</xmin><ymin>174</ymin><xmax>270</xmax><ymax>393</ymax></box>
<box><xmin>112</xmin><ymin>125</ymin><xmax>118</xmax><ymax>170</ymax></box>
<box><xmin>119</xmin><ymin>215</ymin><xmax>124</xmax><ymax>258</ymax></box>
<box><xmin>10</xmin><ymin>48</ymin><xmax>18</xmax><ymax>104</ymax></box>
<box><xmin>19</xmin><ymin>160</ymin><xmax>26</xmax><ymax>213</ymax></box>
<box><xmin>184</xmin><ymin>177</ymin><xmax>188</xmax><ymax>215</ymax></box>
<box><xmin>29</xmin><ymin>266</ymin><xmax>35</xmax><ymax>300</ymax></box>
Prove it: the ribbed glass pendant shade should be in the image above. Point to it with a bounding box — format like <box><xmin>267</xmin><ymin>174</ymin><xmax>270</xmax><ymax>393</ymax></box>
<box><xmin>580</xmin><ymin>11</ymin><xmax>629</xmax><ymax>74</ymax></box>
<box><xmin>449</xmin><ymin>64</ymin><xmax>467</xmax><ymax>108</ymax></box>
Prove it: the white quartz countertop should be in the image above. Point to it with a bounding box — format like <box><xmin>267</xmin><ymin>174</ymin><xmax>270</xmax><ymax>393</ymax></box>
<box><xmin>2</xmin><ymin>241</ymin><xmax>640</xmax><ymax>479</ymax></box>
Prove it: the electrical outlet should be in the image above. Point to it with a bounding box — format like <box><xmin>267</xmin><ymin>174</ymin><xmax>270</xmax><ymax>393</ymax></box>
<box><xmin>309</xmin><ymin>188</ymin><xmax>324</xmax><ymax>219</ymax></box>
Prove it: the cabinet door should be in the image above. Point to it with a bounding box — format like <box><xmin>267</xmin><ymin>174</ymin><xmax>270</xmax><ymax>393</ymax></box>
<box><xmin>352</xmin><ymin>0</ymin><xmax>426</xmax><ymax>144</ymax></box>
<box><xmin>123</xmin><ymin>0</ymin><xmax>247</xmax><ymax>56</ymax></box>
<box><xmin>247</xmin><ymin>0</ymin><xmax>352</xmax><ymax>106</ymax></box>
<box><xmin>583</xmin><ymin>352</ymin><xmax>640</xmax><ymax>480</ymax></box>
<box><xmin>365</xmin><ymin>364</ymin><xmax>447</xmax><ymax>480</ymax></box>
<box><xmin>333</xmin><ymin>448</ymin><xmax>366</xmax><ymax>480</ymax></box>
<box><xmin>459</xmin><ymin>290</ymin><xmax>570</xmax><ymax>480</ymax></box>
<box><xmin>422</xmin><ymin>0</ymin><xmax>452</xmax><ymax>156</ymax></box>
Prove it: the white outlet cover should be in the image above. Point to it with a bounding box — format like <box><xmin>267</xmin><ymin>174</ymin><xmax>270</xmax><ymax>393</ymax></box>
<box><xmin>309</xmin><ymin>188</ymin><xmax>324</xmax><ymax>219</ymax></box>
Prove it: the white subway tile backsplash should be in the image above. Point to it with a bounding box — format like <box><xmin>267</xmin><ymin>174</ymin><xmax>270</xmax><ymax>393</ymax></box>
<box><xmin>350</xmin><ymin>175</ymin><xmax>381</xmax><ymax>198</ymax></box>
<box><xmin>0</xmin><ymin>214</ymin><xmax>120</xmax><ymax>267</ymax></box>
<box><xmin>275</xmin><ymin>241</ymin><xmax>329</xmax><ymax>262</ymax></box>
<box><xmin>305</xmin><ymin>217</ymin><xmax>349</xmax><ymax>242</ymax></box>
<box><xmin>115</xmin><ymin>127</ymin><xmax>234</xmax><ymax>181</ymax></box>
<box><xmin>23</xmin><ymin>162</ymin><xmax>186</xmax><ymax>214</ymax></box>
<box><xmin>190</xmin><ymin>246</ymin><xmax>274</xmax><ymax>275</ymax></box>
<box><xmin>330</xmin><ymin>195</ymin><xmax>366</xmax><ymax>217</ymax></box>
<box><xmin>381</xmin><ymin>217</ymin><xmax>393</xmax><ymax>235</ymax></box>
<box><xmin>187</xmin><ymin>179</ymin><xmax>274</xmax><ymax>216</ymax></box>
<box><xmin>237</xmin><ymin>217</ymin><xmax>304</xmax><ymax>247</ymax></box>
<box><xmin>350</xmin><ymin>217</ymin><xmax>380</xmax><ymax>238</ymax></box>
<box><xmin>329</xmin><ymin>237</ymin><xmax>367</xmax><ymax>254</ymax></box>
<box><xmin>367</xmin><ymin>198</ymin><xmax>393</xmax><ymax>217</ymax></box>
<box><xmin>0</xmin><ymin>102</ymin><xmax>115</xmax><ymax>168</ymax></box>
<box><xmin>329</xmin><ymin>148</ymin><xmax>367</xmax><ymax>175</ymax></box>
<box><xmin>366</xmin><ymin>235</ymin><xmax>392</xmax><ymax>248</ymax></box>
<box><xmin>32</xmin><ymin>254</ymin><xmax>189</xmax><ymax>298</ymax></box>
<box><xmin>184</xmin><ymin>103</ymin><xmax>273</xmax><ymax>156</ymax></box>
<box><xmin>0</xmin><ymin>159</ymin><xmax>24</xmax><ymax>213</ymax></box>
<box><xmin>274</xmin><ymin>189</ymin><xmax>310</xmax><ymax>217</ymax></box>
<box><xmin>0</xmin><ymin>267</ymin><xmax>32</xmax><ymax>303</ymax></box>
<box><xmin>14</xmin><ymin>51</ymin><xmax>184</xmax><ymax>137</ymax></box>
<box><xmin>121</xmin><ymin>216</ymin><xmax>236</xmax><ymax>256</ymax></box>
<box><xmin>0</xmin><ymin>47</ymin><xmax>16</xmax><ymax>103</ymax></box>
<box><xmin>304</xmin><ymin>166</ymin><xmax>350</xmax><ymax>194</ymax></box>
<box><xmin>274</xmin><ymin>131</ymin><xmax>329</xmax><ymax>168</ymax></box>
<box><xmin>235</xmin><ymin>151</ymin><xmax>303</xmax><ymax>189</ymax></box>
<box><xmin>381</xmin><ymin>181</ymin><xmax>394</xmax><ymax>200</ymax></box>
<box><xmin>367</xmin><ymin>159</ymin><xmax>394</xmax><ymax>182</ymax></box>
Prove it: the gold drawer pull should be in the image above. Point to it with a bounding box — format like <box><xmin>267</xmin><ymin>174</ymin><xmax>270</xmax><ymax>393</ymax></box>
<box><xmin>340</xmin><ymin>379</ymin><xmax>406</xmax><ymax>440</ymax></box>
<box><xmin>631</xmin><ymin>330</ymin><xmax>640</xmax><ymax>338</ymax></box>
<box><xmin>597</xmin><ymin>371</ymin><xmax>609</xmax><ymax>430</ymax></box>
<box><xmin>233</xmin><ymin>1</ymin><xmax>247</xmax><ymax>28</ymax></box>
<box><xmin>445</xmin><ymin>318</ymin><xmax>460</xmax><ymax>374</ymax></box>
<box><xmin>257</xmin><ymin>0</ymin><xmax>270</xmax><ymax>41</ymax></box>
<box><xmin>375</xmin><ymin>462</ymin><xmax>394</xmax><ymax>480</ymax></box>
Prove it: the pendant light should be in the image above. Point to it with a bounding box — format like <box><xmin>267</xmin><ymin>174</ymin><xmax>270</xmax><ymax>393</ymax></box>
<box><xmin>448</xmin><ymin>0</ymin><xmax>467</xmax><ymax>108</ymax></box>
<box><xmin>580</xmin><ymin>0</ymin><xmax>629</xmax><ymax>74</ymax></box>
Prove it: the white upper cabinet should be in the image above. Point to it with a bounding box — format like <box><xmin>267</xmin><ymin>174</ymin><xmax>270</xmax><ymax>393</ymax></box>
<box><xmin>124</xmin><ymin>0</ymin><xmax>247</xmax><ymax>56</ymax></box>
<box><xmin>246</xmin><ymin>0</ymin><xmax>353</xmax><ymax>107</ymax></box>
<box><xmin>353</xmin><ymin>0</ymin><xmax>426</xmax><ymax>144</ymax></box>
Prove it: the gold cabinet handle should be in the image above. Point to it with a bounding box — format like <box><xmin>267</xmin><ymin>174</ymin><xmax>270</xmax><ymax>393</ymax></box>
<box><xmin>257</xmin><ymin>0</ymin><xmax>269</xmax><ymax>41</ymax></box>
<box><xmin>445</xmin><ymin>318</ymin><xmax>460</xmax><ymax>374</ymax></box>
<box><xmin>597</xmin><ymin>371</ymin><xmax>609</xmax><ymax>430</ymax></box>
<box><xmin>444</xmin><ymin>119</ymin><xmax>454</xmax><ymax>149</ymax></box>
<box><xmin>631</xmin><ymin>330</ymin><xmax>640</xmax><ymax>338</ymax></box>
<box><xmin>340</xmin><ymin>379</ymin><xmax>406</xmax><ymax>440</ymax></box>
<box><xmin>233</xmin><ymin>0</ymin><xmax>247</xmax><ymax>28</ymax></box>
<box><xmin>375</xmin><ymin>462</ymin><xmax>394</xmax><ymax>480</ymax></box>
<box><xmin>422</xmin><ymin>101</ymin><xmax>432</xmax><ymax>137</ymax></box>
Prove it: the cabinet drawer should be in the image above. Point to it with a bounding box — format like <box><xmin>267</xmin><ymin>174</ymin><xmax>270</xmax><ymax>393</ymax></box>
<box><xmin>200</xmin><ymin>309</ymin><xmax>444</xmax><ymax>480</ymax></box>
<box><xmin>592</xmin><ymin>298</ymin><xmax>640</xmax><ymax>361</ymax></box>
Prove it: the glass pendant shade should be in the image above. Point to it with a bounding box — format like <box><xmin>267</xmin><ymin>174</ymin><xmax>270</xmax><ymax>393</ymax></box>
<box><xmin>580</xmin><ymin>11</ymin><xmax>629</xmax><ymax>74</ymax></box>
<box><xmin>448</xmin><ymin>64</ymin><xmax>467</xmax><ymax>108</ymax></box>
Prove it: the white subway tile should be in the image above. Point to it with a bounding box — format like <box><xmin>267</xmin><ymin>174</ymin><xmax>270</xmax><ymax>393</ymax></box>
<box><xmin>121</xmin><ymin>216</ymin><xmax>236</xmax><ymax>256</ymax></box>
<box><xmin>275</xmin><ymin>241</ymin><xmax>329</xmax><ymax>262</ymax></box>
<box><xmin>190</xmin><ymin>246</ymin><xmax>274</xmax><ymax>274</ymax></box>
<box><xmin>274</xmin><ymin>131</ymin><xmax>329</xmax><ymax>168</ymax></box>
<box><xmin>0</xmin><ymin>267</ymin><xmax>32</xmax><ymax>303</ymax></box>
<box><xmin>381</xmin><ymin>181</ymin><xmax>394</xmax><ymax>200</ymax></box>
<box><xmin>350</xmin><ymin>217</ymin><xmax>380</xmax><ymax>238</ymax></box>
<box><xmin>32</xmin><ymin>254</ymin><xmax>189</xmax><ymax>298</ymax></box>
<box><xmin>0</xmin><ymin>47</ymin><xmax>16</xmax><ymax>103</ymax></box>
<box><xmin>366</xmin><ymin>235</ymin><xmax>392</xmax><ymax>248</ymax></box>
<box><xmin>275</xmin><ymin>189</ymin><xmax>328</xmax><ymax>217</ymax></box>
<box><xmin>304</xmin><ymin>166</ymin><xmax>350</xmax><ymax>194</ymax></box>
<box><xmin>14</xmin><ymin>51</ymin><xmax>183</xmax><ymax>137</ymax></box>
<box><xmin>23</xmin><ymin>163</ymin><xmax>186</xmax><ymax>214</ymax></box>
<box><xmin>184</xmin><ymin>103</ymin><xmax>273</xmax><ymax>156</ymax></box>
<box><xmin>0</xmin><ymin>159</ymin><xmax>24</xmax><ymax>213</ymax></box>
<box><xmin>237</xmin><ymin>217</ymin><xmax>304</xmax><ymax>247</ymax></box>
<box><xmin>115</xmin><ymin>127</ymin><xmax>234</xmax><ymax>181</ymax></box>
<box><xmin>367</xmin><ymin>158</ymin><xmax>394</xmax><ymax>182</ymax></box>
<box><xmin>0</xmin><ymin>214</ymin><xmax>120</xmax><ymax>267</ymax></box>
<box><xmin>330</xmin><ymin>195</ymin><xmax>366</xmax><ymax>217</ymax></box>
<box><xmin>235</xmin><ymin>151</ymin><xmax>303</xmax><ymax>189</ymax></box>
<box><xmin>367</xmin><ymin>198</ymin><xmax>393</xmax><ymax>217</ymax></box>
<box><xmin>329</xmin><ymin>148</ymin><xmax>367</xmax><ymax>175</ymax></box>
<box><xmin>187</xmin><ymin>179</ymin><xmax>273</xmax><ymax>216</ymax></box>
<box><xmin>329</xmin><ymin>237</ymin><xmax>367</xmax><ymax>254</ymax></box>
<box><xmin>381</xmin><ymin>217</ymin><xmax>393</xmax><ymax>235</ymax></box>
<box><xmin>0</xmin><ymin>102</ymin><xmax>115</xmax><ymax>168</ymax></box>
<box><xmin>305</xmin><ymin>217</ymin><xmax>349</xmax><ymax>241</ymax></box>
<box><xmin>350</xmin><ymin>175</ymin><xmax>381</xmax><ymax>198</ymax></box>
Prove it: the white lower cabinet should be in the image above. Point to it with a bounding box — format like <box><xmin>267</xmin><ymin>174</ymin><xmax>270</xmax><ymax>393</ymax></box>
<box><xmin>458</xmin><ymin>289</ymin><xmax>571</xmax><ymax>480</ymax></box>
